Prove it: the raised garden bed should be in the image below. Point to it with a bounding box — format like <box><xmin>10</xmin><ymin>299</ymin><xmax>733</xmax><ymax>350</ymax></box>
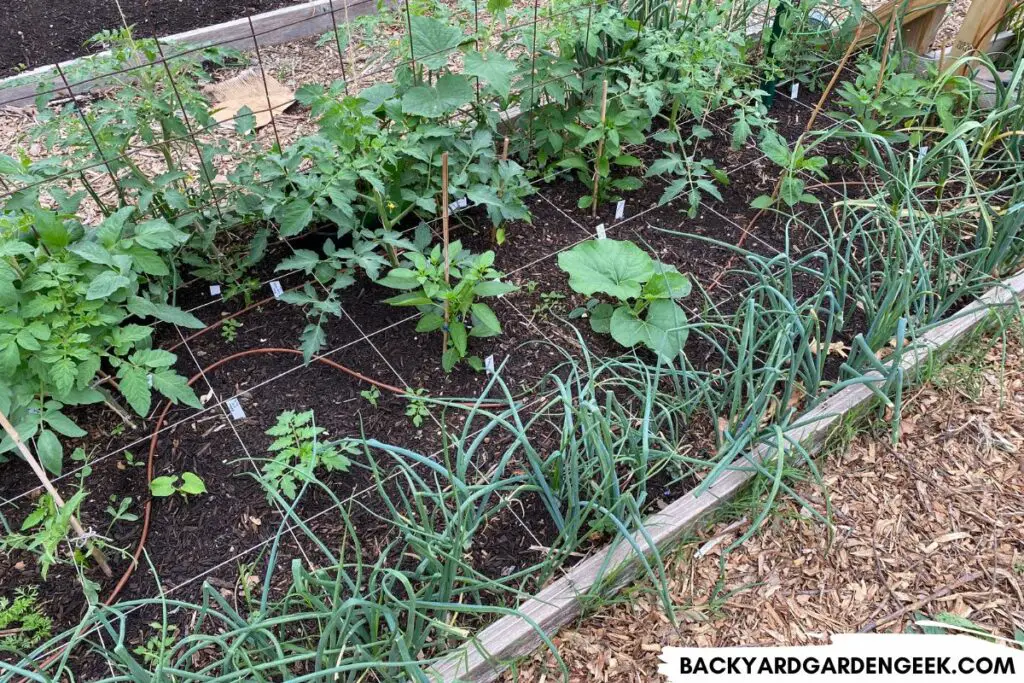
<box><xmin>1</xmin><ymin>0</ymin><xmax>1022</xmax><ymax>679</ymax></box>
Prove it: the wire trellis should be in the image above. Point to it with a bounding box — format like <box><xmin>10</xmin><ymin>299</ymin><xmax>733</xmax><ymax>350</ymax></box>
<box><xmin>0</xmin><ymin>1</ymin><xmax>864</xmax><ymax>676</ymax></box>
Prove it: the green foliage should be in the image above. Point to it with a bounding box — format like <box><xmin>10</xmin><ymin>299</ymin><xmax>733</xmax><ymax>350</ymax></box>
<box><xmin>404</xmin><ymin>388</ymin><xmax>432</xmax><ymax>427</ymax></box>
<box><xmin>380</xmin><ymin>241</ymin><xmax>517</xmax><ymax>371</ymax></box>
<box><xmin>132</xmin><ymin>622</ymin><xmax>180</xmax><ymax>669</ymax></box>
<box><xmin>360</xmin><ymin>386</ymin><xmax>381</xmax><ymax>408</ymax></box>
<box><xmin>220</xmin><ymin>317</ymin><xmax>242</xmax><ymax>343</ymax></box>
<box><xmin>0</xmin><ymin>587</ymin><xmax>52</xmax><ymax>653</ymax></box>
<box><xmin>557</xmin><ymin>96</ymin><xmax>649</xmax><ymax>210</ymax></box>
<box><xmin>751</xmin><ymin>129</ymin><xmax>828</xmax><ymax>210</ymax></box>
<box><xmin>0</xmin><ymin>490</ymin><xmax>87</xmax><ymax>579</ymax></box>
<box><xmin>263</xmin><ymin>410</ymin><xmax>352</xmax><ymax>500</ymax></box>
<box><xmin>32</xmin><ymin>28</ymin><xmax>244</xmax><ymax>241</ymax></box>
<box><xmin>833</xmin><ymin>56</ymin><xmax>947</xmax><ymax>138</ymax></box>
<box><xmin>559</xmin><ymin>239</ymin><xmax>691</xmax><ymax>361</ymax></box>
<box><xmin>0</xmin><ymin>203</ymin><xmax>203</xmax><ymax>475</ymax></box>
<box><xmin>150</xmin><ymin>472</ymin><xmax>207</xmax><ymax>498</ymax></box>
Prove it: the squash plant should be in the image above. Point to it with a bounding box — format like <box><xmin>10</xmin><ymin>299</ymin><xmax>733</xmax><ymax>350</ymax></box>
<box><xmin>379</xmin><ymin>241</ymin><xmax>517</xmax><ymax>372</ymax></box>
<box><xmin>0</xmin><ymin>204</ymin><xmax>204</xmax><ymax>475</ymax></box>
<box><xmin>559</xmin><ymin>239</ymin><xmax>691</xmax><ymax>362</ymax></box>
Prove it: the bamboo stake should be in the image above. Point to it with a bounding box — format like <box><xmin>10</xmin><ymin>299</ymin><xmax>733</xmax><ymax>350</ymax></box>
<box><xmin>0</xmin><ymin>410</ymin><xmax>113</xmax><ymax>577</ymax></box>
<box><xmin>441</xmin><ymin>151</ymin><xmax>451</xmax><ymax>359</ymax></box>
<box><xmin>492</xmin><ymin>137</ymin><xmax>511</xmax><ymax>246</ymax></box>
<box><xmin>591</xmin><ymin>79</ymin><xmax>609</xmax><ymax>219</ymax></box>
<box><xmin>708</xmin><ymin>21</ymin><xmax>865</xmax><ymax>293</ymax></box>
<box><xmin>874</xmin><ymin>8</ymin><xmax>900</xmax><ymax>99</ymax></box>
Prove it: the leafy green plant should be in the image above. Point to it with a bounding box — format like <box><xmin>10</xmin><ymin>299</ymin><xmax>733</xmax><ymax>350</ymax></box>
<box><xmin>150</xmin><ymin>472</ymin><xmax>207</xmax><ymax>498</ymax></box>
<box><xmin>263</xmin><ymin>410</ymin><xmax>352</xmax><ymax>500</ymax></box>
<box><xmin>379</xmin><ymin>241</ymin><xmax>517</xmax><ymax>372</ymax></box>
<box><xmin>558</xmin><ymin>93</ymin><xmax>647</xmax><ymax>212</ymax></box>
<box><xmin>559</xmin><ymin>239</ymin><xmax>691</xmax><ymax>361</ymax></box>
<box><xmin>33</xmin><ymin>28</ymin><xmax>244</xmax><ymax>244</ymax></box>
<box><xmin>105</xmin><ymin>495</ymin><xmax>140</xmax><ymax>533</ymax></box>
<box><xmin>0</xmin><ymin>205</ymin><xmax>204</xmax><ymax>475</ymax></box>
<box><xmin>0</xmin><ymin>587</ymin><xmax>52</xmax><ymax>653</ymax></box>
<box><xmin>220</xmin><ymin>318</ymin><xmax>243</xmax><ymax>343</ymax></box>
<box><xmin>404</xmin><ymin>388</ymin><xmax>432</xmax><ymax>427</ymax></box>
<box><xmin>132</xmin><ymin>622</ymin><xmax>180</xmax><ymax>669</ymax></box>
<box><xmin>532</xmin><ymin>290</ymin><xmax>567</xmax><ymax>319</ymax></box>
<box><xmin>0</xmin><ymin>490</ymin><xmax>87</xmax><ymax>579</ymax></box>
<box><xmin>751</xmin><ymin>129</ymin><xmax>827</xmax><ymax>210</ymax></box>
<box><xmin>833</xmin><ymin>56</ymin><xmax>934</xmax><ymax>138</ymax></box>
<box><xmin>360</xmin><ymin>386</ymin><xmax>381</xmax><ymax>408</ymax></box>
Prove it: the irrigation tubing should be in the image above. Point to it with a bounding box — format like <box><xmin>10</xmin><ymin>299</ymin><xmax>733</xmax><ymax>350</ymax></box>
<box><xmin>20</xmin><ymin>344</ymin><xmax>516</xmax><ymax>678</ymax></box>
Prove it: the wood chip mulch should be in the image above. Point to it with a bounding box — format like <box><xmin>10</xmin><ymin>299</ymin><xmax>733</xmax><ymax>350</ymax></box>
<box><xmin>510</xmin><ymin>334</ymin><xmax>1024</xmax><ymax>682</ymax></box>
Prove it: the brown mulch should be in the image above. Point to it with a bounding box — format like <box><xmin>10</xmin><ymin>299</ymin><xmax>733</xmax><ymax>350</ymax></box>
<box><xmin>510</xmin><ymin>334</ymin><xmax>1024</xmax><ymax>681</ymax></box>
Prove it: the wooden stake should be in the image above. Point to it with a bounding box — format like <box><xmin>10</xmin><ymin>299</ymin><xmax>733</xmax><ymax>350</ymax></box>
<box><xmin>492</xmin><ymin>137</ymin><xmax>511</xmax><ymax>246</ymax></box>
<box><xmin>591</xmin><ymin>79</ymin><xmax>608</xmax><ymax>219</ymax></box>
<box><xmin>874</xmin><ymin>8</ymin><xmax>900</xmax><ymax>98</ymax></box>
<box><xmin>441</xmin><ymin>151</ymin><xmax>451</xmax><ymax>358</ymax></box>
<box><xmin>0</xmin><ymin>411</ymin><xmax>113</xmax><ymax>577</ymax></box>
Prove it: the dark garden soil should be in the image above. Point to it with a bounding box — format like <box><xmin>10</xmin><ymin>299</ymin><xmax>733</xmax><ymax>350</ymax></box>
<box><xmin>0</xmin><ymin>79</ymin><xmax>884</xmax><ymax>674</ymax></box>
<box><xmin>0</xmin><ymin>0</ymin><xmax>305</xmax><ymax>78</ymax></box>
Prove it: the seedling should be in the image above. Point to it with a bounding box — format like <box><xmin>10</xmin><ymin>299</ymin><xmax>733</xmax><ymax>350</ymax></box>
<box><xmin>405</xmin><ymin>389</ymin><xmax>432</xmax><ymax>428</ymax></box>
<box><xmin>360</xmin><ymin>386</ymin><xmax>381</xmax><ymax>408</ymax></box>
<box><xmin>532</xmin><ymin>291</ymin><xmax>567</xmax><ymax>319</ymax></box>
<box><xmin>150</xmin><ymin>472</ymin><xmax>207</xmax><ymax>498</ymax></box>
<box><xmin>263</xmin><ymin>410</ymin><xmax>352</xmax><ymax>500</ymax></box>
<box><xmin>0</xmin><ymin>588</ymin><xmax>52</xmax><ymax>653</ymax></box>
<box><xmin>133</xmin><ymin>622</ymin><xmax>180</xmax><ymax>668</ymax></box>
<box><xmin>559</xmin><ymin>239</ymin><xmax>691</xmax><ymax>361</ymax></box>
<box><xmin>0</xmin><ymin>490</ymin><xmax>88</xmax><ymax>579</ymax></box>
<box><xmin>104</xmin><ymin>495</ymin><xmax>139</xmax><ymax>533</ymax></box>
<box><xmin>220</xmin><ymin>318</ymin><xmax>243</xmax><ymax>343</ymax></box>
<box><xmin>122</xmin><ymin>450</ymin><xmax>143</xmax><ymax>468</ymax></box>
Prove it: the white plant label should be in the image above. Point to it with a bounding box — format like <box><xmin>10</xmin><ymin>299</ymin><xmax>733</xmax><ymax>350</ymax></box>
<box><xmin>918</xmin><ymin>145</ymin><xmax>929</xmax><ymax>162</ymax></box>
<box><xmin>147</xmin><ymin>373</ymin><xmax>153</xmax><ymax>388</ymax></box>
<box><xmin>209</xmin><ymin>284</ymin><xmax>222</xmax><ymax>296</ymax></box>
<box><xmin>484</xmin><ymin>355</ymin><xmax>495</xmax><ymax>375</ymax></box>
<box><xmin>269</xmin><ymin>280</ymin><xmax>284</xmax><ymax>299</ymax></box>
<box><xmin>226</xmin><ymin>398</ymin><xmax>246</xmax><ymax>421</ymax></box>
<box><xmin>595</xmin><ymin>223</ymin><xmax>607</xmax><ymax>239</ymax></box>
<box><xmin>448</xmin><ymin>197</ymin><xmax>469</xmax><ymax>213</ymax></box>
<box><xmin>615</xmin><ymin>200</ymin><xmax>626</xmax><ymax>220</ymax></box>
<box><xmin>790</xmin><ymin>82</ymin><xmax>799</xmax><ymax>99</ymax></box>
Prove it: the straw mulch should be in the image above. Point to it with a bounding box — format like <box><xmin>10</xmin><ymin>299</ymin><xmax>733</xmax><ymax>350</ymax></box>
<box><xmin>510</xmin><ymin>334</ymin><xmax>1024</xmax><ymax>681</ymax></box>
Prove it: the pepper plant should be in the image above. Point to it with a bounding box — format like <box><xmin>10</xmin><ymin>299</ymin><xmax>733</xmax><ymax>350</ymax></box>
<box><xmin>558</xmin><ymin>91</ymin><xmax>648</xmax><ymax>211</ymax></box>
<box><xmin>379</xmin><ymin>241</ymin><xmax>517</xmax><ymax>372</ymax></box>
<box><xmin>751</xmin><ymin>129</ymin><xmax>828</xmax><ymax>210</ymax></box>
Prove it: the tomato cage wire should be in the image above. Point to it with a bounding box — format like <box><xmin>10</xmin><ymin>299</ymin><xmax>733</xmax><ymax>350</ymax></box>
<box><xmin>0</xmin><ymin>0</ymin><xmax>850</xmax><ymax>200</ymax></box>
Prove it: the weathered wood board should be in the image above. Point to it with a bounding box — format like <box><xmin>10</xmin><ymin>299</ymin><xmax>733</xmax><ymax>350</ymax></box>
<box><xmin>0</xmin><ymin>0</ymin><xmax>375</xmax><ymax>108</ymax></box>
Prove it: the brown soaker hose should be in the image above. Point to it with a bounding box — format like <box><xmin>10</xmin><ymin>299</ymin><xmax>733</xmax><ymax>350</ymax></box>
<box><xmin>106</xmin><ymin>346</ymin><xmax>509</xmax><ymax>604</ymax></box>
<box><xmin>27</xmin><ymin>348</ymin><xmax>511</xmax><ymax>677</ymax></box>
